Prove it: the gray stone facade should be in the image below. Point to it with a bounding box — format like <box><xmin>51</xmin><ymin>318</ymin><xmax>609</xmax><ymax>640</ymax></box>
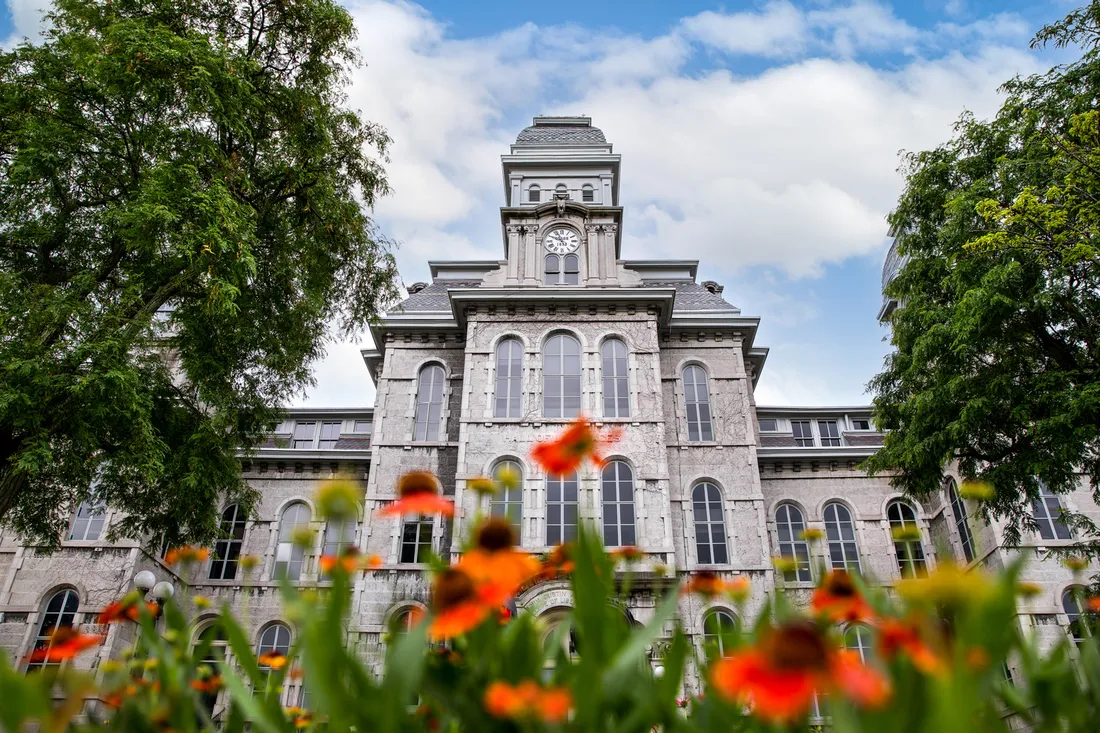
<box><xmin>1</xmin><ymin>116</ymin><xmax>1095</xmax><ymax>703</ymax></box>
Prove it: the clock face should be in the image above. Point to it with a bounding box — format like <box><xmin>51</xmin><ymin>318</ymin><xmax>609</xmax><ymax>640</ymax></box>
<box><xmin>544</xmin><ymin>227</ymin><xmax>580</xmax><ymax>254</ymax></box>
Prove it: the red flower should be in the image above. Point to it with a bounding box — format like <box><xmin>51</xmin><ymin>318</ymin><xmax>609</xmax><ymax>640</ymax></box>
<box><xmin>877</xmin><ymin>618</ymin><xmax>943</xmax><ymax>675</ymax></box>
<box><xmin>811</xmin><ymin>570</ymin><xmax>874</xmax><ymax>623</ymax></box>
<box><xmin>1087</xmin><ymin>595</ymin><xmax>1100</xmax><ymax>613</ymax></box>
<box><xmin>611</xmin><ymin>546</ymin><xmax>644</xmax><ymax>563</ymax></box>
<box><xmin>485</xmin><ymin>680</ymin><xmax>572</xmax><ymax>722</ymax></box>
<box><xmin>164</xmin><ymin>546</ymin><xmax>210</xmax><ymax>566</ymax></box>
<box><xmin>258</xmin><ymin>651</ymin><xmax>288</xmax><ymax>669</ymax></box>
<box><xmin>457</xmin><ymin>519</ymin><xmax>540</xmax><ymax>606</ymax></box>
<box><xmin>710</xmin><ymin>621</ymin><xmax>889</xmax><ymax>722</ymax></box>
<box><xmin>378</xmin><ymin>472</ymin><xmax>455</xmax><ymax>518</ymax></box>
<box><xmin>98</xmin><ymin>596</ymin><xmax>160</xmax><ymax>624</ymax></box>
<box><xmin>429</xmin><ymin>568</ymin><xmax>492</xmax><ymax>640</ymax></box>
<box><xmin>26</xmin><ymin>627</ymin><xmax>103</xmax><ymax>664</ymax></box>
<box><xmin>531</xmin><ymin>416</ymin><xmax>622</xmax><ymax>476</ymax></box>
<box><xmin>190</xmin><ymin>676</ymin><xmax>223</xmax><ymax>693</ymax></box>
<box><xmin>681</xmin><ymin>570</ymin><xmax>749</xmax><ymax>600</ymax></box>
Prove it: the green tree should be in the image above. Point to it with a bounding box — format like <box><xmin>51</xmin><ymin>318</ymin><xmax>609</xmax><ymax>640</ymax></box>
<box><xmin>0</xmin><ymin>0</ymin><xmax>399</xmax><ymax>549</ymax></box>
<box><xmin>867</xmin><ymin>3</ymin><xmax>1100</xmax><ymax>547</ymax></box>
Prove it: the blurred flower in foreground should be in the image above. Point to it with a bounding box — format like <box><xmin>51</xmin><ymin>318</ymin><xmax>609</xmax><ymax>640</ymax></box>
<box><xmin>315</xmin><ymin>478</ymin><xmax>362</xmax><ymax>520</ymax></box>
<box><xmin>682</xmin><ymin>570</ymin><xmax>749</xmax><ymax>600</ymax></box>
<box><xmin>239</xmin><ymin>554</ymin><xmax>260</xmax><ymax>571</ymax></box>
<box><xmin>897</xmin><ymin>563</ymin><xmax>990</xmax><ymax>607</ymax></box>
<box><xmin>536</xmin><ymin>543</ymin><xmax>576</xmax><ymax>582</ymax></box>
<box><xmin>467</xmin><ymin>476</ymin><xmax>497</xmax><ymax>497</ymax></box>
<box><xmin>26</xmin><ymin>627</ymin><xmax>103</xmax><ymax>663</ymax></box>
<box><xmin>610</xmin><ymin>545</ymin><xmax>644</xmax><ymax>563</ymax></box>
<box><xmin>484</xmin><ymin>679</ymin><xmax>572</xmax><ymax>722</ymax></box>
<box><xmin>430</xmin><ymin>567</ymin><xmax>492</xmax><ymax>640</ymax></box>
<box><xmin>319</xmin><ymin>548</ymin><xmax>383</xmax><ymax>575</ymax></box>
<box><xmin>258</xmin><ymin>651</ymin><xmax>288</xmax><ymax>669</ymax></box>
<box><xmin>878</xmin><ymin>618</ymin><xmax>943</xmax><ymax>675</ymax></box>
<box><xmin>531</xmin><ymin>416</ymin><xmax>621</xmax><ymax>476</ymax></box>
<box><xmin>959</xmin><ymin>481</ymin><xmax>995</xmax><ymax>501</ymax></box>
<box><xmin>98</xmin><ymin>592</ymin><xmax>160</xmax><ymax>624</ymax></box>
<box><xmin>379</xmin><ymin>471</ymin><xmax>455</xmax><ymax>517</ymax></box>
<box><xmin>190</xmin><ymin>676</ymin><xmax>222</xmax><ymax>694</ymax></box>
<box><xmin>1064</xmin><ymin>556</ymin><xmax>1088</xmax><ymax>573</ymax></box>
<box><xmin>812</xmin><ymin>570</ymin><xmax>874</xmax><ymax>623</ymax></box>
<box><xmin>164</xmin><ymin>546</ymin><xmax>210</xmax><ymax>566</ymax></box>
<box><xmin>711</xmin><ymin>620</ymin><xmax>889</xmax><ymax>722</ymax></box>
<box><xmin>800</xmin><ymin>528</ymin><xmax>825</xmax><ymax>543</ymax></box>
<box><xmin>284</xmin><ymin>706</ymin><xmax>312</xmax><ymax>729</ymax></box>
<box><xmin>458</xmin><ymin>518</ymin><xmax>539</xmax><ymax>606</ymax></box>
<box><xmin>1088</xmin><ymin>596</ymin><xmax>1100</xmax><ymax>613</ymax></box>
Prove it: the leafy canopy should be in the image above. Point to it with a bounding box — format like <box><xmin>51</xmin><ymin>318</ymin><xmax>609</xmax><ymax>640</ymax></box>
<box><xmin>866</xmin><ymin>2</ymin><xmax>1100</xmax><ymax>546</ymax></box>
<box><xmin>0</xmin><ymin>0</ymin><xmax>399</xmax><ymax>548</ymax></box>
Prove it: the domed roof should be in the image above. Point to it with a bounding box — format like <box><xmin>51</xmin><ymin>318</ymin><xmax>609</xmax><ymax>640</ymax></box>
<box><xmin>515</xmin><ymin>116</ymin><xmax>606</xmax><ymax>145</ymax></box>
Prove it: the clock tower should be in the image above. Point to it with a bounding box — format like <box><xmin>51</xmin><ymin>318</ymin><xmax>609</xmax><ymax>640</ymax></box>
<box><xmin>486</xmin><ymin>116</ymin><xmax>635</xmax><ymax>288</ymax></box>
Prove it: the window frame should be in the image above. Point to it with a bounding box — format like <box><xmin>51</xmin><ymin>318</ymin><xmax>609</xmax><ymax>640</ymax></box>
<box><xmin>353</xmin><ymin>420</ymin><xmax>373</xmax><ymax>434</ymax></box>
<box><xmin>194</xmin><ymin>624</ymin><xmax>228</xmax><ymax>714</ymax></box>
<box><xmin>701</xmin><ymin>609</ymin><xmax>738</xmax><ymax>658</ymax></box>
<box><xmin>886</xmin><ymin>500</ymin><xmax>926</xmax><ymax>577</ymax></box>
<box><xmin>257</xmin><ymin>623</ymin><xmax>292</xmax><ymax>676</ymax></box>
<box><xmin>542</xmin><ymin>334</ymin><xmax>582</xmax><ymax>419</ymax></box>
<box><xmin>581</xmin><ymin>185</ymin><xmax>595</xmax><ymax>202</ymax></box>
<box><xmin>692</xmin><ymin>482</ymin><xmax>730</xmax><ymax>565</ymax></box>
<box><xmin>774</xmin><ymin>503</ymin><xmax>812</xmax><ymax>582</ymax></box>
<box><xmin>399</xmin><ymin>518</ymin><xmax>434</xmax><ymax>564</ymax></box>
<box><xmin>494</xmin><ymin>338</ymin><xmax>524</xmax><ymax>419</ymax></box>
<box><xmin>209</xmin><ymin>504</ymin><xmax>247</xmax><ymax>581</ymax></box>
<box><xmin>320</xmin><ymin>516</ymin><xmax>357</xmax><ymax>579</ymax></box>
<box><xmin>823</xmin><ymin>502</ymin><xmax>861</xmax><ymax>573</ymax></box>
<box><xmin>945</xmin><ymin>479</ymin><xmax>975</xmax><ymax>563</ymax></box>
<box><xmin>791</xmin><ymin>419</ymin><xmax>814</xmax><ymax>447</ymax></box>
<box><xmin>317</xmin><ymin>421</ymin><xmax>341</xmax><ymax>449</ymax></box>
<box><xmin>273</xmin><ymin>502</ymin><xmax>312</xmax><ymax>581</ymax></box>
<box><xmin>601</xmin><ymin>461</ymin><xmax>636</xmax><ymax>548</ymax></box>
<box><xmin>1033</xmin><ymin>481</ymin><xmax>1073</xmax><ymax>541</ymax></box>
<box><xmin>528</xmin><ymin>184</ymin><xmax>540</xmax><ymax>203</ymax></box>
<box><xmin>817</xmin><ymin>419</ymin><xmax>841</xmax><ymax>447</ymax></box>
<box><xmin>1062</xmin><ymin>587</ymin><xmax>1092</xmax><ymax>646</ymax></box>
<box><xmin>292</xmin><ymin>421</ymin><xmax>317</xmax><ymax>449</ymax></box>
<box><xmin>490</xmin><ymin>460</ymin><xmax>524</xmax><ymax>541</ymax></box>
<box><xmin>843</xmin><ymin>624</ymin><xmax>873</xmax><ymax>663</ymax></box>
<box><xmin>600</xmin><ymin>338</ymin><xmax>630</xmax><ymax>419</ymax></box>
<box><xmin>26</xmin><ymin>588</ymin><xmax>80</xmax><ymax>672</ymax></box>
<box><xmin>546</xmin><ymin>471</ymin><xmax>579</xmax><ymax>546</ymax></box>
<box><xmin>758</xmin><ymin>418</ymin><xmax>778</xmax><ymax>432</ymax></box>
<box><xmin>562</xmin><ymin>254</ymin><xmax>580</xmax><ymax>285</ymax></box>
<box><xmin>68</xmin><ymin>498</ymin><xmax>107</xmax><ymax>542</ymax></box>
<box><xmin>413</xmin><ymin>364</ymin><xmax>446</xmax><ymax>442</ymax></box>
<box><xmin>682</xmin><ymin>365</ymin><xmax>714</xmax><ymax>442</ymax></box>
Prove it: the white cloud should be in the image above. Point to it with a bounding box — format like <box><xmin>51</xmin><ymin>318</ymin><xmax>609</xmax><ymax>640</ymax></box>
<box><xmin>680</xmin><ymin>1</ymin><xmax>807</xmax><ymax>58</ymax></box>
<box><xmin>3</xmin><ymin>0</ymin><xmax>48</xmax><ymax>46</ymax></box>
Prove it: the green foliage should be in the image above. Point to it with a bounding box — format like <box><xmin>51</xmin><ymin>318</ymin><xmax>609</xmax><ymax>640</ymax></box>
<box><xmin>2</xmin><ymin>528</ymin><xmax>1100</xmax><ymax>733</ymax></box>
<box><xmin>866</xmin><ymin>1</ymin><xmax>1100</xmax><ymax>546</ymax></box>
<box><xmin>0</xmin><ymin>0</ymin><xmax>400</xmax><ymax>547</ymax></box>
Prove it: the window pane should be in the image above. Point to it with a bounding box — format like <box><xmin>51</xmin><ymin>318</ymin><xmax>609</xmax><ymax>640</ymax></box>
<box><xmin>683</xmin><ymin>367</ymin><xmax>713</xmax><ymax>442</ymax></box>
<box><xmin>353</xmin><ymin>420</ymin><xmax>372</xmax><ymax>433</ymax></box>
<box><xmin>824</xmin><ymin>503</ymin><xmax>861</xmax><ymax>573</ymax></box>
<box><xmin>888</xmin><ymin>501</ymin><xmax>926</xmax><ymax>577</ymax></box>
<box><xmin>775</xmin><ymin>504</ymin><xmax>812</xmax><ymax>582</ymax></box>
<box><xmin>491</xmin><ymin>461</ymin><xmax>523</xmax><ymax>540</ymax></box>
<box><xmin>792</xmin><ymin>420</ymin><xmax>813</xmax><ymax>447</ymax></box>
<box><xmin>293</xmin><ymin>422</ymin><xmax>316</xmax><ymax>449</ymax></box>
<box><xmin>601</xmin><ymin>462</ymin><xmax>635</xmax><ymax>548</ymax></box>
<box><xmin>946</xmin><ymin>480</ymin><xmax>975</xmax><ymax>562</ymax></box>
<box><xmin>759</xmin><ymin>418</ymin><xmax>777</xmax><ymax>431</ymax></box>
<box><xmin>210</xmin><ymin>504</ymin><xmax>246</xmax><ymax>580</ymax></box>
<box><xmin>414</xmin><ymin>366</ymin><xmax>445</xmax><ymax>441</ymax></box>
<box><xmin>547</xmin><ymin>472</ymin><xmax>578</xmax><ymax>545</ymax></box>
<box><xmin>319</xmin><ymin>422</ymin><xmax>341</xmax><ymax>449</ymax></box>
<box><xmin>692</xmin><ymin>482</ymin><xmax>728</xmax><ymax>565</ymax></box>
<box><xmin>818</xmin><ymin>420</ymin><xmax>841</xmax><ymax>447</ymax></box>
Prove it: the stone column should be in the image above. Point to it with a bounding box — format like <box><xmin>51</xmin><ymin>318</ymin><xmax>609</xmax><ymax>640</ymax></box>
<box><xmin>603</xmin><ymin>224</ymin><xmax>619</xmax><ymax>285</ymax></box>
<box><xmin>506</xmin><ymin>225</ymin><xmax>521</xmax><ymax>284</ymax></box>
<box><xmin>585</xmin><ymin>223</ymin><xmax>601</xmax><ymax>285</ymax></box>
<box><xmin>522</xmin><ymin>225</ymin><xmax>539</xmax><ymax>285</ymax></box>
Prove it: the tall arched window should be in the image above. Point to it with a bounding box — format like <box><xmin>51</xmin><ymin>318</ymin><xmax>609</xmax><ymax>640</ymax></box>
<box><xmin>945</xmin><ymin>479</ymin><xmax>974</xmax><ymax>563</ymax></box>
<box><xmin>601</xmin><ymin>338</ymin><xmax>629</xmax><ymax>418</ymax></box>
<box><xmin>682</xmin><ymin>365</ymin><xmax>714</xmax><ymax>442</ymax></box>
<box><xmin>601</xmin><ymin>461</ymin><xmax>636</xmax><ymax>547</ymax></box>
<box><xmin>562</xmin><ymin>254</ymin><xmax>579</xmax><ymax>285</ymax></box>
<box><xmin>1062</xmin><ymin>587</ymin><xmax>1092</xmax><ymax>646</ymax></box>
<box><xmin>546</xmin><ymin>471</ymin><xmax>578</xmax><ymax>545</ymax></box>
<box><xmin>823</xmin><ymin>502</ymin><xmax>861</xmax><ymax>573</ymax></box>
<box><xmin>27</xmin><ymin>588</ymin><xmax>80</xmax><ymax>672</ymax></box>
<box><xmin>414</xmin><ymin>364</ymin><xmax>445</xmax><ymax>441</ymax></box>
<box><xmin>544</xmin><ymin>254</ymin><xmax>559</xmax><ymax>283</ymax></box>
<box><xmin>274</xmin><ymin>503</ymin><xmax>311</xmax><ymax>581</ymax></box>
<box><xmin>495</xmin><ymin>338</ymin><xmax>523</xmax><ymax>418</ymax></box>
<box><xmin>194</xmin><ymin>625</ymin><xmax>227</xmax><ymax>713</ymax></box>
<box><xmin>528</xmin><ymin>184</ymin><xmax>540</xmax><ymax>203</ymax></box>
<box><xmin>491</xmin><ymin>460</ymin><xmax>523</xmax><ymax>540</ymax></box>
<box><xmin>843</xmin><ymin>624</ymin><xmax>873</xmax><ymax>662</ymax></box>
<box><xmin>702</xmin><ymin>609</ymin><xmax>737</xmax><ymax>658</ymax></box>
<box><xmin>543</xmin><ymin>334</ymin><xmax>581</xmax><ymax>418</ymax></box>
<box><xmin>209</xmin><ymin>504</ymin><xmax>247</xmax><ymax>580</ymax></box>
<box><xmin>68</xmin><ymin>498</ymin><xmax>107</xmax><ymax>541</ymax></box>
<box><xmin>887</xmin><ymin>500</ymin><xmax>926</xmax><ymax>577</ymax></box>
<box><xmin>1033</xmin><ymin>481</ymin><xmax>1073</xmax><ymax>540</ymax></box>
<box><xmin>775</xmin><ymin>504</ymin><xmax>812</xmax><ymax>582</ymax></box>
<box><xmin>321</xmin><ymin>516</ymin><xmax>356</xmax><ymax>579</ymax></box>
<box><xmin>257</xmin><ymin>623</ymin><xmax>291</xmax><ymax>676</ymax></box>
<box><xmin>693</xmin><ymin>482</ymin><xmax>729</xmax><ymax>565</ymax></box>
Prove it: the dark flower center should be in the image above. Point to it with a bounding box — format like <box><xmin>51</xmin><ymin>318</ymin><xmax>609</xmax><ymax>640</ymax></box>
<box><xmin>825</xmin><ymin>570</ymin><xmax>857</xmax><ymax>598</ymax></box>
<box><xmin>476</xmin><ymin>518</ymin><xmax>515</xmax><ymax>552</ymax></box>
<box><xmin>762</xmin><ymin>621</ymin><xmax>830</xmax><ymax>671</ymax></box>
<box><xmin>399</xmin><ymin>471</ymin><xmax>438</xmax><ymax>497</ymax></box>
<box><xmin>432</xmin><ymin>568</ymin><xmax>477</xmax><ymax>610</ymax></box>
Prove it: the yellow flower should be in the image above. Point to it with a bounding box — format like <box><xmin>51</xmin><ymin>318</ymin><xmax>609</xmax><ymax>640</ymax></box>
<box><xmin>897</xmin><ymin>563</ymin><xmax>991</xmax><ymax>607</ymax></box>
<box><xmin>239</xmin><ymin>554</ymin><xmax>260</xmax><ymax>571</ymax></box>
<box><xmin>890</xmin><ymin>525</ymin><xmax>922</xmax><ymax>542</ymax></box>
<box><xmin>101</xmin><ymin>660</ymin><xmax>123</xmax><ymax>674</ymax></box>
<box><xmin>1015</xmin><ymin>582</ymin><xmax>1042</xmax><ymax>598</ymax></box>
<box><xmin>1064</xmin><ymin>556</ymin><xmax>1089</xmax><ymax>573</ymax></box>
<box><xmin>800</xmin><ymin>528</ymin><xmax>825</xmax><ymax>543</ymax></box>
<box><xmin>315</xmin><ymin>478</ymin><xmax>362</xmax><ymax>520</ymax></box>
<box><xmin>292</xmin><ymin>527</ymin><xmax>315</xmax><ymax>548</ymax></box>
<box><xmin>772</xmin><ymin>556</ymin><xmax>798</xmax><ymax>574</ymax></box>
<box><xmin>143</xmin><ymin>658</ymin><xmax>159</xmax><ymax>670</ymax></box>
<box><xmin>652</xmin><ymin>562</ymin><xmax>669</xmax><ymax>577</ymax></box>
<box><xmin>959</xmin><ymin>481</ymin><xmax>994</xmax><ymax>501</ymax></box>
<box><xmin>467</xmin><ymin>477</ymin><xmax>497</xmax><ymax>497</ymax></box>
<box><xmin>495</xmin><ymin>465</ymin><xmax>521</xmax><ymax>491</ymax></box>
<box><xmin>193</xmin><ymin>595</ymin><xmax>212</xmax><ymax>609</ymax></box>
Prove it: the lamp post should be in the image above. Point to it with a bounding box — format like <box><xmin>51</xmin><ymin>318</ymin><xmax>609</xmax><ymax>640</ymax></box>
<box><xmin>132</xmin><ymin>571</ymin><xmax>176</xmax><ymax>618</ymax></box>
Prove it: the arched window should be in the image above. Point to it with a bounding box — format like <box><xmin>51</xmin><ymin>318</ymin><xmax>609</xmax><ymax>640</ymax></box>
<box><xmin>194</xmin><ymin>624</ymin><xmax>227</xmax><ymax>713</ymax></box>
<box><xmin>581</xmin><ymin>184</ymin><xmax>595</xmax><ymax>203</ymax></box>
<box><xmin>209</xmin><ymin>504</ymin><xmax>247</xmax><ymax>580</ymax></box>
<box><xmin>1062</xmin><ymin>587</ymin><xmax>1092</xmax><ymax>647</ymax></box>
<box><xmin>1033</xmin><ymin>481</ymin><xmax>1073</xmax><ymax>540</ymax></box>
<box><xmin>528</xmin><ymin>184</ymin><xmax>540</xmax><ymax>203</ymax></box>
<box><xmin>546</xmin><ymin>471</ymin><xmax>578</xmax><ymax>545</ymax></box>
<box><xmin>945</xmin><ymin>479</ymin><xmax>974</xmax><ymax>563</ymax></box>
<box><xmin>682</xmin><ymin>365</ymin><xmax>713</xmax><ymax>442</ymax></box>
<box><xmin>887</xmin><ymin>500</ymin><xmax>926</xmax><ymax>577</ymax></box>
<box><xmin>843</xmin><ymin>624</ymin><xmax>873</xmax><ymax>662</ymax></box>
<box><xmin>702</xmin><ymin>609</ymin><xmax>737</xmax><ymax>658</ymax></box>
<box><xmin>601</xmin><ymin>338</ymin><xmax>629</xmax><ymax>418</ymax></box>
<box><xmin>543</xmin><ymin>334</ymin><xmax>581</xmax><ymax>418</ymax></box>
<box><xmin>321</xmin><ymin>516</ymin><xmax>356</xmax><ymax>579</ymax></box>
<box><xmin>257</xmin><ymin>623</ymin><xmax>291</xmax><ymax>673</ymax></box>
<box><xmin>693</xmin><ymin>482</ymin><xmax>729</xmax><ymax>565</ymax></box>
<box><xmin>555</xmin><ymin>183</ymin><xmax>568</xmax><ymax>199</ymax></box>
<box><xmin>562</xmin><ymin>254</ymin><xmax>579</xmax><ymax>285</ymax></box>
<box><xmin>491</xmin><ymin>460</ymin><xmax>523</xmax><ymax>540</ymax></box>
<box><xmin>775</xmin><ymin>504</ymin><xmax>812</xmax><ymax>582</ymax></box>
<box><xmin>601</xmin><ymin>461</ymin><xmax>636</xmax><ymax>547</ymax></box>
<box><xmin>414</xmin><ymin>364</ymin><xmax>445</xmax><ymax>441</ymax></box>
<box><xmin>494</xmin><ymin>338</ymin><xmax>523</xmax><ymax>418</ymax></box>
<box><xmin>27</xmin><ymin>588</ymin><xmax>80</xmax><ymax>672</ymax></box>
<box><xmin>823</xmin><ymin>502</ymin><xmax>861</xmax><ymax>573</ymax></box>
<box><xmin>391</xmin><ymin>607</ymin><xmax>423</xmax><ymax>635</ymax></box>
<box><xmin>544</xmin><ymin>254</ymin><xmax>559</xmax><ymax>283</ymax></box>
<box><xmin>274</xmin><ymin>503</ymin><xmax>311</xmax><ymax>581</ymax></box>
<box><xmin>68</xmin><ymin>498</ymin><xmax>107</xmax><ymax>541</ymax></box>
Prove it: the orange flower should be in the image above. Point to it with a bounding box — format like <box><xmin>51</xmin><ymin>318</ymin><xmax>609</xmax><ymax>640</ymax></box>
<box><xmin>164</xmin><ymin>546</ymin><xmax>210</xmax><ymax>566</ymax></box>
<box><xmin>319</xmin><ymin>547</ymin><xmax>374</xmax><ymax>575</ymax></box>
<box><xmin>536</xmin><ymin>543</ymin><xmax>576</xmax><ymax>582</ymax></box>
<box><xmin>258</xmin><ymin>651</ymin><xmax>288</xmax><ymax>669</ymax></box>
<box><xmin>681</xmin><ymin>570</ymin><xmax>748</xmax><ymax>600</ymax></box>
<box><xmin>98</xmin><ymin>597</ymin><xmax>161</xmax><ymax>624</ymax></box>
<box><xmin>710</xmin><ymin>621</ymin><xmax>889</xmax><ymax>722</ymax></box>
<box><xmin>458</xmin><ymin>519</ymin><xmax>540</xmax><ymax>606</ymax></box>
<box><xmin>26</xmin><ymin>627</ymin><xmax>103</xmax><ymax>663</ymax></box>
<box><xmin>811</xmin><ymin>570</ymin><xmax>874</xmax><ymax>623</ymax></box>
<box><xmin>1087</xmin><ymin>595</ymin><xmax>1100</xmax><ymax>613</ymax></box>
<box><xmin>611</xmin><ymin>546</ymin><xmax>644</xmax><ymax>563</ymax></box>
<box><xmin>190</xmin><ymin>676</ymin><xmax>222</xmax><ymax>693</ymax></box>
<box><xmin>285</xmin><ymin>706</ymin><xmax>312</xmax><ymax>729</ymax></box>
<box><xmin>485</xmin><ymin>680</ymin><xmax>572</xmax><ymax>722</ymax></box>
<box><xmin>531</xmin><ymin>416</ymin><xmax>622</xmax><ymax>476</ymax></box>
<box><xmin>430</xmin><ymin>568</ymin><xmax>492</xmax><ymax>640</ymax></box>
<box><xmin>378</xmin><ymin>472</ymin><xmax>455</xmax><ymax>517</ymax></box>
<box><xmin>878</xmin><ymin>618</ymin><xmax>943</xmax><ymax>675</ymax></box>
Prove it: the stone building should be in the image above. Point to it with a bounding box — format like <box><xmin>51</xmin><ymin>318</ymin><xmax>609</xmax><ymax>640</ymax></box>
<box><xmin>0</xmin><ymin>116</ymin><xmax>1095</xmax><ymax>706</ymax></box>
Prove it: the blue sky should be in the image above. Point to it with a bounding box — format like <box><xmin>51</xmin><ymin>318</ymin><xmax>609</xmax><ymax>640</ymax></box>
<box><xmin>0</xmin><ymin>0</ymin><xmax>1077</xmax><ymax>407</ymax></box>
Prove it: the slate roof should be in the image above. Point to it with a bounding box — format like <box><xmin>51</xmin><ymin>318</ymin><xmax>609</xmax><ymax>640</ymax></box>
<box><xmin>388</xmin><ymin>279</ymin><xmax>738</xmax><ymax>315</ymax></box>
<box><xmin>515</xmin><ymin>124</ymin><xmax>607</xmax><ymax>146</ymax></box>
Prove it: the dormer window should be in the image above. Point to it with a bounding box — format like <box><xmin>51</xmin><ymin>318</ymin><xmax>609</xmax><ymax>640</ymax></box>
<box><xmin>582</xmin><ymin>185</ymin><xmax>594</xmax><ymax>203</ymax></box>
<box><xmin>528</xmin><ymin>184</ymin><xmax>540</xmax><ymax>203</ymax></box>
<box><xmin>555</xmin><ymin>183</ymin><xmax>568</xmax><ymax>200</ymax></box>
